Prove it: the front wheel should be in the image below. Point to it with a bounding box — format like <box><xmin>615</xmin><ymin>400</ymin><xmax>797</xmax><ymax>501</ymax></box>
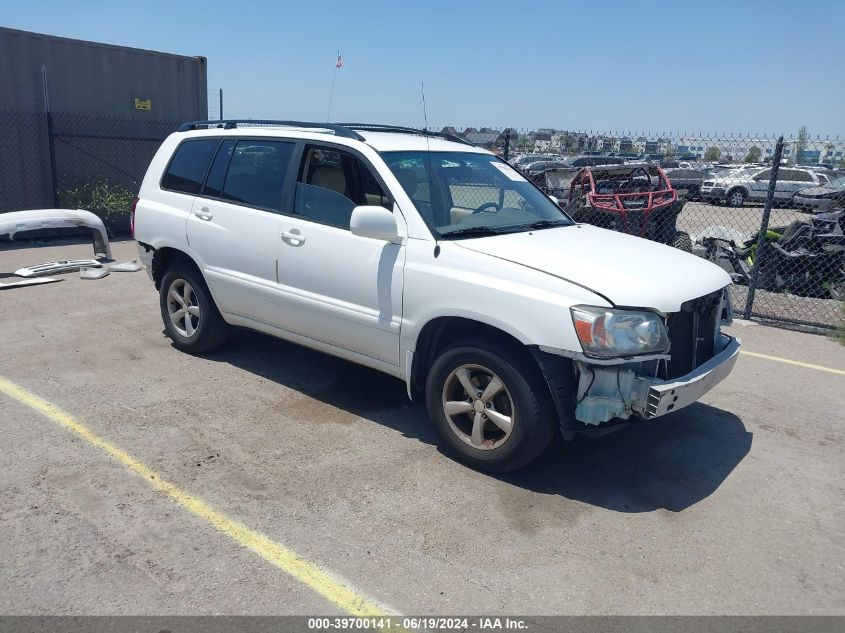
<box><xmin>726</xmin><ymin>188</ymin><xmax>747</xmax><ymax>207</ymax></box>
<box><xmin>425</xmin><ymin>340</ymin><xmax>558</xmax><ymax>472</ymax></box>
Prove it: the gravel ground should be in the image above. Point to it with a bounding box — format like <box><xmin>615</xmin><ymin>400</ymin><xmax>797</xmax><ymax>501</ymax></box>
<box><xmin>0</xmin><ymin>239</ymin><xmax>843</xmax><ymax>615</ymax></box>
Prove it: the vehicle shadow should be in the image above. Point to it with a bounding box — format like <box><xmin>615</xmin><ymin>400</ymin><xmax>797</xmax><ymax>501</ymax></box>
<box><xmin>205</xmin><ymin>329</ymin><xmax>751</xmax><ymax>513</ymax></box>
<box><xmin>499</xmin><ymin>404</ymin><xmax>752</xmax><ymax>513</ymax></box>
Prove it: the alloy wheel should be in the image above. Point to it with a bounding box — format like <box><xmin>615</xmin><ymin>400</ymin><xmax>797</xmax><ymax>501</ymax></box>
<box><xmin>166</xmin><ymin>278</ymin><xmax>200</xmax><ymax>338</ymax></box>
<box><xmin>441</xmin><ymin>364</ymin><xmax>515</xmax><ymax>450</ymax></box>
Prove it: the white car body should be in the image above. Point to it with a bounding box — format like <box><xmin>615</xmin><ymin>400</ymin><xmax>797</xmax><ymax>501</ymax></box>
<box><xmin>134</xmin><ymin>123</ymin><xmax>739</xmax><ymax>461</ymax></box>
<box><xmin>700</xmin><ymin>166</ymin><xmax>821</xmax><ymax>205</ymax></box>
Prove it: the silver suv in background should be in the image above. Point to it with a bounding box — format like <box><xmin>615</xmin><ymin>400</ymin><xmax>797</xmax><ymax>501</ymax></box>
<box><xmin>700</xmin><ymin>166</ymin><xmax>821</xmax><ymax>207</ymax></box>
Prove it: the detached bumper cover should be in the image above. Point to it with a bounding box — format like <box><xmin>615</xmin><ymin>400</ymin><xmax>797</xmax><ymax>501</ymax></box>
<box><xmin>0</xmin><ymin>209</ymin><xmax>111</xmax><ymax>260</ymax></box>
<box><xmin>641</xmin><ymin>335</ymin><xmax>741</xmax><ymax>419</ymax></box>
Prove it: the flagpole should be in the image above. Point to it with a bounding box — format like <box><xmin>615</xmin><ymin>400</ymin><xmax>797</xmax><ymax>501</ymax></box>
<box><xmin>326</xmin><ymin>50</ymin><xmax>339</xmax><ymax>122</ymax></box>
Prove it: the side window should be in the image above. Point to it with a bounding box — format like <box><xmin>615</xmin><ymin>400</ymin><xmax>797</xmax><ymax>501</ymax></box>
<box><xmin>161</xmin><ymin>139</ymin><xmax>219</xmax><ymax>194</ymax></box>
<box><xmin>794</xmin><ymin>170</ymin><xmax>815</xmax><ymax>182</ymax></box>
<box><xmin>221</xmin><ymin>140</ymin><xmax>295</xmax><ymax>212</ymax></box>
<box><xmin>295</xmin><ymin>146</ymin><xmax>389</xmax><ymax>229</ymax></box>
<box><xmin>754</xmin><ymin>169</ymin><xmax>772</xmax><ymax>181</ymax></box>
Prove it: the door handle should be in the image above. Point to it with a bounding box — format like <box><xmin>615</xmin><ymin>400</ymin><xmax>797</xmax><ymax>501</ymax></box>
<box><xmin>194</xmin><ymin>207</ymin><xmax>213</xmax><ymax>221</ymax></box>
<box><xmin>281</xmin><ymin>229</ymin><xmax>306</xmax><ymax>245</ymax></box>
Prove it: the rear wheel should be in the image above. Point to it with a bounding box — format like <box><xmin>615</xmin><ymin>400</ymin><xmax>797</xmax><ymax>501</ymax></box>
<box><xmin>160</xmin><ymin>265</ymin><xmax>229</xmax><ymax>354</ymax></box>
<box><xmin>672</xmin><ymin>231</ymin><xmax>693</xmax><ymax>252</ymax></box>
<box><xmin>726</xmin><ymin>188</ymin><xmax>747</xmax><ymax>207</ymax></box>
<box><xmin>425</xmin><ymin>339</ymin><xmax>558</xmax><ymax>472</ymax></box>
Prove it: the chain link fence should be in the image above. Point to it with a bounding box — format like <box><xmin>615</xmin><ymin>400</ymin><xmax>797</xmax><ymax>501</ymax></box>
<box><xmin>1</xmin><ymin>117</ymin><xmax>842</xmax><ymax>331</ymax></box>
<box><xmin>434</xmin><ymin>127</ymin><xmax>842</xmax><ymax>331</ymax></box>
<box><xmin>0</xmin><ymin>110</ymin><xmax>182</xmax><ymax>235</ymax></box>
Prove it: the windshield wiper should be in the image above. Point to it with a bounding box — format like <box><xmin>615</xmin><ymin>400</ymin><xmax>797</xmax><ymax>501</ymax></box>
<box><xmin>439</xmin><ymin>226</ymin><xmax>523</xmax><ymax>238</ymax></box>
<box><xmin>520</xmin><ymin>219</ymin><xmax>571</xmax><ymax>229</ymax></box>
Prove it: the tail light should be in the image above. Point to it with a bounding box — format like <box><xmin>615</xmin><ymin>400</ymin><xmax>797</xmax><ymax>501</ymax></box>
<box><xmin>130</xmin><ymin>196</ymin><xmax>139</xmax><ymax>238</ymax></box>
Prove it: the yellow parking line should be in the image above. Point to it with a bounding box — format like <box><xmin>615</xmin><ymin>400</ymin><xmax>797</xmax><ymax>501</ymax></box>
<box><xmin>739</xmin><ymin>351</ymin><xmax>845</xmax><ymax>377</ymax></box>
<box><xmin>0</xmin><ymin>376</ymin><xmax>391</xmax><ymax>616</ymax></box>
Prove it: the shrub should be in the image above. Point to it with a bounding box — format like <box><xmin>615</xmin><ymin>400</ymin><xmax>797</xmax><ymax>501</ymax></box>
<box><xmin>59</xmin><ymin>179</ymin><xmax>136</xmax><ymax>223</ymax></box>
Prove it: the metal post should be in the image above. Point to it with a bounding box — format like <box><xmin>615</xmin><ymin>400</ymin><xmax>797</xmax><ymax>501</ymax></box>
<box><xmin>41</xmin><ymin>65</ymin><xmax>60</xmax><ymax>208</ymax></box>
<box><xmin>503</xmin><ymin>129</ymin><xmax>511</xmax><ymax>161</ymax></box>
<box><xmin>219</xmin><ymin>88</ymin><xmax>223</xmax><ymax>121</ymax></box>
<box><xmin>743</xmin><ymin>135</ymin><xmax>784</xmax><ymax>319</ymax></box>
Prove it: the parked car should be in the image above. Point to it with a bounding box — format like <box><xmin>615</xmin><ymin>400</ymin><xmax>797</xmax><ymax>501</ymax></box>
<box><xmin>792</xmin><ymin>175</ymin><xmax>845</xmax><ymax>212</ymax></box>
<box><xmin>521</xmin><ymin>159</ymin><xmax>572</xmax><ymax>175</ymax></box>
<box><xmin>663</xmin><ymin>167</ymin><xmax>708</xmax><ymax>200</ymax></box>
<box><xmin>562</xmin><ymin>164</ymin><xmax>692</xmax><ymax>251</ymax></box>
<box><xmin>510</xmin><ymin>154</ymin><xmax>562</xmax><ymax>170</ymax></box>
<box><xmin>568</xmin><ymin>155</ymin><xmax>626</xmax><ymax>168</ymax></box>
<box><xmin>134</xmin><ymin>120</ymin><xmax>739</xmax><ymax>472</ymax></box>
<box><xmin>699</xmin><ymin>166</ymin><xmax>822</xmax><ymax>207</ymax></box>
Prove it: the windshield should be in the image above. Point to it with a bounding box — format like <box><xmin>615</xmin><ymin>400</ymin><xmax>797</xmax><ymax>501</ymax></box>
<box><xmin>827</xmin><ymin>175</ymin><xmax>845</xmax><ymax>189</ymax></box>
<box><xmin>382</xmin><ymin>151</ymin><xmax>573</xmax><ymax>238</ymax></box>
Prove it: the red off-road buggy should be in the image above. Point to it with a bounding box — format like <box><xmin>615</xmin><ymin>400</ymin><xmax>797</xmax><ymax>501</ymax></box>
<box><xmin>561</xmin><ymin>164</ymin><xmax>691</xmax><ymax>251</ymax></box>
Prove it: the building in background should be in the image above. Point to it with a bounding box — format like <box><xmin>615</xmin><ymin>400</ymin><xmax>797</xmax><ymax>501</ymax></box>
<box><xmin>0</xmin><ymin>27</ymin><xmax>208</xmax><ymax>212</ymax></box>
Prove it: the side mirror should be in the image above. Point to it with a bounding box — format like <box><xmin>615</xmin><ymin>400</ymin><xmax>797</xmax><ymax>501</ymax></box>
<box><xmin>548</xmin><ymin>195</ymin><xmax>559</xmax><ymax>206</ymax></box>
<box><xmin>350</xmin><ymin>206</ymin><xmax>400</xmax><ymax>242</ymax></box>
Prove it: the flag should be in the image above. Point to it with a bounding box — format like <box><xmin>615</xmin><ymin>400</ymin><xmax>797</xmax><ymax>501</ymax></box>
<box><xmin>335</xmin><ymin>55</ymin><xmax>344</xmax><ymax>69</ymax></box>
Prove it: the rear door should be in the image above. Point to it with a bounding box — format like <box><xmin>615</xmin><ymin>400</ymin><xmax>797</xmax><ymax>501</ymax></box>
<box><xmin>185</xmin><ymin>138</ymin><xmax>296</xmax><ymax>325</ymax></box>
<box><xmin>776</xmin><ymin>169</ymin><xmax>816</xmax><ymax>198</ymax></box>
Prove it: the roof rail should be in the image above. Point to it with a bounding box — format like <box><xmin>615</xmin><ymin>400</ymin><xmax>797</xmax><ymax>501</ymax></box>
<box><xmin>177</xmin><ymin>119</ymin><xmax>364</xmax><ymax>140</ymax></box>
<box><xmin>337</xmin><ymin>123</ymin><xmax>475</xmax><ymax>146</ymax></box>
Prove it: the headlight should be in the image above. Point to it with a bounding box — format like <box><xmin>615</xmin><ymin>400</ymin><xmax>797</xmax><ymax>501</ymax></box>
<box><xmin>570</xmin><ymin>306</ymin><xmax>669</xmax><ymax>357</ymax></box>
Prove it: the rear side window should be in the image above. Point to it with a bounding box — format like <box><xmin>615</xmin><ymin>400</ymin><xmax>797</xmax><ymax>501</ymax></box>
<box><xmin>203</xmin><ymin>140</ymin><xmax>236</xmax><ymax>198</ymax></box>
<box><xmin>161</xmin><ymin>139</ymin><xmax>219</xmax><ymax>194</ymax></box>
<box><xmin>221</xmin><ymin>140</ymin><xmax>295</xmax><ymax>212</ymax></box>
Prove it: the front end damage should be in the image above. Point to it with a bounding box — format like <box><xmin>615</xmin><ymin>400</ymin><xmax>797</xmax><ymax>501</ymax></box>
<box><xmin>572</xmin><ymin>333</ymin><xmax>740</xmax><ymax>424</ymax></box>
<box><xmin>544</xmin><ymin>288</ymin><xmax>741</xmax><ymax>428</ymax></box>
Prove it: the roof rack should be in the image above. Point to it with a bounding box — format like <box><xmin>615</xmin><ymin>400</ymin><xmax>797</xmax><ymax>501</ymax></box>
<box><xmin>177</xmin><ymin>119</ymin><xmax>364</xmax><ymax>140</ymax></box>
<box><xmin>336</xmin><ymin>123</ymin><xmax>475</xmax><ymax>146</ymax></box>
<box><xmin>177</xmin><ymin>120</ymin><xmax>477</xmax><ymax>147</ymax></box>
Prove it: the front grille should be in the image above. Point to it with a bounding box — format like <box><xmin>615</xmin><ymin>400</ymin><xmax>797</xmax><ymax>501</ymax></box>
<box><xmin>663</xmin><ymin>290</ymin><xmax>723</xmax><ymax>379</ymax></box>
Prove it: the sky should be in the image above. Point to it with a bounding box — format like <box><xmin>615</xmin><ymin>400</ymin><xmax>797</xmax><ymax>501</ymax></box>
<box><xmin>3</xmin><ymin>0</ymin><xmax>844</xmax><ymax>136</ymax></box>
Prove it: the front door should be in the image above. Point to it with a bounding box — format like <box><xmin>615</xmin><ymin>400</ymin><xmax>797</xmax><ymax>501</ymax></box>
<box><xmin>274</xmin><ymin>144</ymin><xmax>405</xmax><ymax>367</ymax></box>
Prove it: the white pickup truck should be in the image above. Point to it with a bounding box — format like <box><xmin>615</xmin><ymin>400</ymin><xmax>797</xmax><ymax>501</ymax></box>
<box><xmin>133</xmin><ymin>121</ymin><xmax>740</xmax><ymax>472</ymax></box>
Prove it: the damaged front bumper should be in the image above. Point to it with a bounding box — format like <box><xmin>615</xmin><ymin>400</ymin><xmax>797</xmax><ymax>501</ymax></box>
<box><xmin>0</xmin><ymin>209</ymin><xmax>111</xmax><ymax>260</ymax></box>
<box><xmin>573</xmin><ymin>334</ymin><xmax>741</xmax><ymax>425</ymax></box>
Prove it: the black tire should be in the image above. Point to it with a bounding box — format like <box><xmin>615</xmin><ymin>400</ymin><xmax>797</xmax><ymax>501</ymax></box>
<box><xmin>672</xmin><ymin>231</ymin><xmax>693</xmax><ymax>252</ymax></box>
<box><xmin>830</xmin><ymin>273</ymin><xmax>845</xmax><ymax>301</ymax></box>
<box><xmin>726</xmin><ymin>188</ymin><xmax>747</xmax><ymax>208</ymax></box>
<box><xmin>159</xmin><ymin>264</ymin><xmax>229</xmax><ymax>354</ymax></box>
<box><xmin>425</xmin><ymin>338</ymin><xmax>558</xmax><ymax>473</ymax></box>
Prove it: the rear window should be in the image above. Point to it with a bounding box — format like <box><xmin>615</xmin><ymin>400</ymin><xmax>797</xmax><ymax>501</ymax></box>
<box><xmin>161</xmin><ymin>139</ymin><xmax>219</xmax><ymax>194</ymax></box>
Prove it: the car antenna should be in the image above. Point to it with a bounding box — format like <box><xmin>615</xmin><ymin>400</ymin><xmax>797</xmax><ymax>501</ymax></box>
<box><xmin>421</xmin><ymin>82</ymin><xmax>440</xmax><ymax>258</ymax></box>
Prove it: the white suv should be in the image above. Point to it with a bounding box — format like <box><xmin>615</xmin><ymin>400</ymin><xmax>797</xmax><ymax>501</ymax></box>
<box><xmin>700</xmin><ymin>166</ymin><xmax>821</xmax><ymax>207</ymax></box>
<box><xmin>134</xmin><ymin>121</ymin><xmax>740</xmax><ymax>472</ymax></box>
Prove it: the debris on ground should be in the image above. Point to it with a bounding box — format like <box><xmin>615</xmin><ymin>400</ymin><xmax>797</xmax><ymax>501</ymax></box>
<box><xmin>108</xmin><ymin>260</ymin><xmax>143</xmax><ymax>272</ymax></box>
<box><xmin>14</xmin><ymin>259</ymin><xmax>104</xmax><ymax>278</ymax></box>
<box><xmin>80</xmin><ymin>267</ymin><xmax>110</xmax><ymax>280</ymax></box>
<box><xmin>0</xmin><ymin>277</ymin><xmax>62</xmax><ymax>290</ymax></box>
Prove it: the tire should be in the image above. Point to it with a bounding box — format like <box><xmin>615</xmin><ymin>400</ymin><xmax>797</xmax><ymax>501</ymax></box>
<box><xmin>425</xmin><ymin>338</ymin><xmax>558</xmax><ymax>473</ymax></box>
<box><xmin>726</xmin><ymin>188</ymin><xmax>747</xmax><ymax>207</ymax></box>
<box><xmin>672</xmin><ymin>231</ymin><xmax>693</xmax><ymax>252</ymax></box>
<box><xmin>830</xmin><ymin>273</ymin><xmax>845</xmax><ymax>301</ymax></box>
<box><xmin>159</xmin><ymin>264</ymin><xmax>229</xmax><ymax>354</ymax></box>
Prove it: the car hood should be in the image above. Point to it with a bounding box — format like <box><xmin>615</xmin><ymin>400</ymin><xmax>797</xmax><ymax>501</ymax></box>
<box><xmin>453</xmin><ymin>224</ymin><xmax>731</xmax><ymax>313</ymax></box>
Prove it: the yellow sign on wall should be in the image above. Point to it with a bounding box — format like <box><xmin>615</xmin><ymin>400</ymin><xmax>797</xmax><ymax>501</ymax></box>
<box><xmin>134</xmin><ymin>98</ymin><xmax>152</xmax><ymax>111</ymax></box>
